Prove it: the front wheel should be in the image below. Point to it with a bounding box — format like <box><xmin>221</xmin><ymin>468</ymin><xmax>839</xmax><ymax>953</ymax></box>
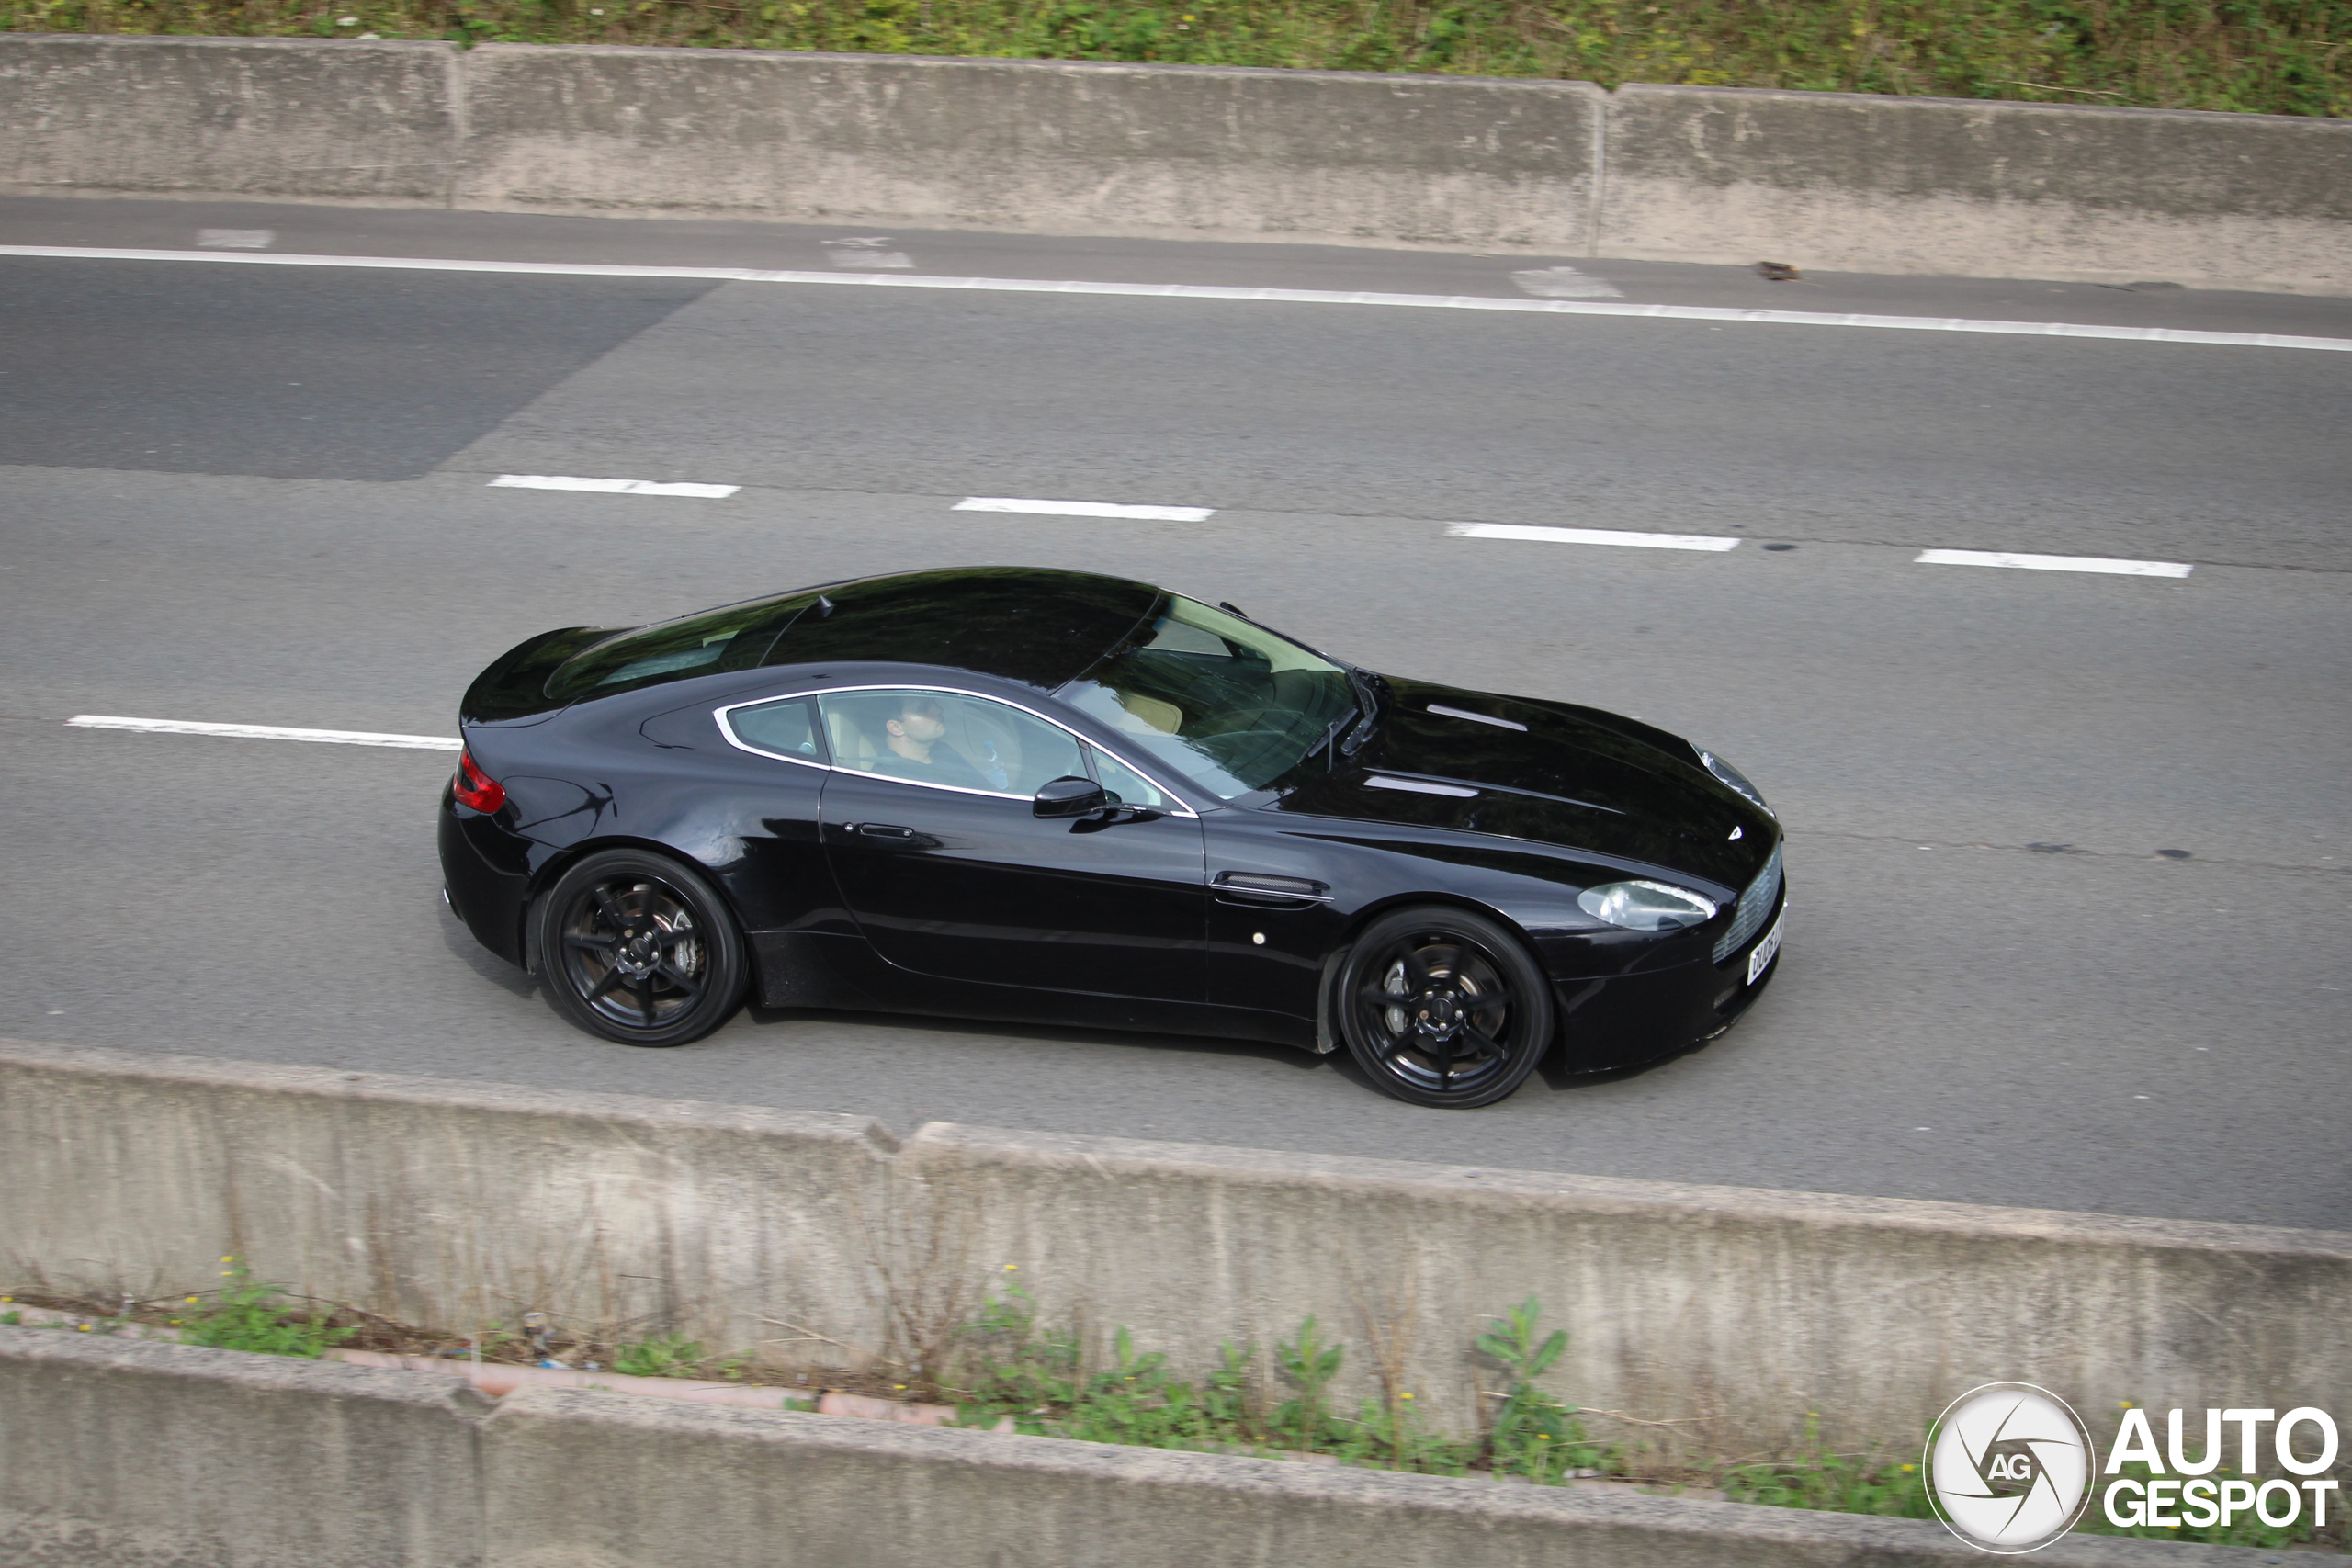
<box><xmin>535</xmin><ymin>849</ymin><xmax>747</xmax><ymax>1047</ymax></box>
<box><xmin>1335</xmin><ymin>906</ymin><xmax>1555</xmax><ymax>1108</ymax></box>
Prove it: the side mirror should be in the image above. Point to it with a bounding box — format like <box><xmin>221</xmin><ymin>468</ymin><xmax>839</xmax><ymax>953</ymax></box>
<box><xmin>1033</xmin><ymin>775</ymin><xmax>1109</xmax><ymax>819</ymax></box>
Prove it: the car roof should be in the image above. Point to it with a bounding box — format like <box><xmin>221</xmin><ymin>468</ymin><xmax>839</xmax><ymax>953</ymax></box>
<box><xmin>766</xmin><ymin>568</ymin><xmax>1162</xmax><ymax>689</ymax></box>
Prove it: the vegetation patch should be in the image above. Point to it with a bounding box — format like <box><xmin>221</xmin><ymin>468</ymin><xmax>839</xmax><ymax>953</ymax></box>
<box><xmin>4</xmin><ymin>1269</ymin><xmax>2340</xmax><ymax>1550</ymax></box>
<box><xmin>2</xmin><ymin>0</ymin><xmax>2343</xmax><ymax>118</ymax></box>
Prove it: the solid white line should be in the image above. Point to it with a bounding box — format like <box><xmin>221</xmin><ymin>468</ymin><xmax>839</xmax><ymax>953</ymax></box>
<box><xmin>492</xmin><ymin>474</ymin><xmax>740</xmax><ymax>498</ymax></box>
<box><xmin>1914</xmin><ymin>548</ymin><xmax>2194</xmax><ymax>578</ymax></box>
<box><xmin>1448</xmin><ymin>522</ymin><xmax>1741</xmax><ymax>552</ymax></box>
<box><xmin>67</xmin><ymin>715</ymin><xmax>462</xmax><ymax>750</ymax></box>
<box><xmin>5</xmin><ymin>246</ymin><xmax>2346</xmax><ymax>354</ymax></box>
<box><xmin>956</xmin><ymin>496</ymin><xmax>1216</xmax><ymax>522</ymax></box>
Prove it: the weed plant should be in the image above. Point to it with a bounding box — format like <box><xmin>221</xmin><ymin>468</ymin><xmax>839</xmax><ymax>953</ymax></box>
<box><xmin>1718</xmin><ymin>1409</ymin><xmax>2335</xmax><ymax>1553</ymax></box>
<box><xmin>12</xmin><ymin>1267</ymin><xmax>2336</xmax><ymax>1549</ymax></box>
<box><xmin>611</xmin><ymin>1330</ymin><xmax>713</xmax><ymax>1378</ymax></box>
<box><xmin>1718</xmin><ymin>1412</ymin><xmax>1933</xmax><ymax>1517</ymax></box>
<box><xmin>4</xmin><ymin>0</ymin><xmax>2340</xmax><ymax>118</ymax></box>
<box><xmin>1476</xmin><ymin>1296</ymin><xmax>1606</xmax><ymax>1482</ymax></box>
<box><xmin>949</xmin><ymin>1282</ymin><xmax>1602</xmax><ymax>1479</ymax></box>
<box><xmin>178</xmin><ymin>1258</ymin><xmax>354</xmax><ymax>1359</ymax></box>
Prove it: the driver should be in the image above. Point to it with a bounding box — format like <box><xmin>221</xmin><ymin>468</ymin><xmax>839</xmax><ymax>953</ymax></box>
<box><xmin>866</xmin><ymin>694</ymin><xmax>991</xmax><ymax>790</ymax></box>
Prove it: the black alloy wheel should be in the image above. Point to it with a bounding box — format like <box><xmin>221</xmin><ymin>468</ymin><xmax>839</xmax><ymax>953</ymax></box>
<box><xmin>536</xmin><ymin>849</ymin><xmax>747</xmax><ymax>1047</ymax></box>
<box><xmin>1335</xmin><ymin>906</ymin><xmax>1555</xmax><ymax>1108</ymax></box>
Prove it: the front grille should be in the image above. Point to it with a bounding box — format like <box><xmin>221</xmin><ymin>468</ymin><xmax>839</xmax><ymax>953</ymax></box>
<box><xmin>1713</xmin><ymin>841</ymin><xmax>1783</xmax><ymax>964</ymax></box>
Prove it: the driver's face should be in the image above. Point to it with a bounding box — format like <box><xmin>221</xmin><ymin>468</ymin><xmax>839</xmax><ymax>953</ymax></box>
<box><xmin>895</xmin><ymin>707</ymin><xmax>946</xmax><ymax>743</ymax></box>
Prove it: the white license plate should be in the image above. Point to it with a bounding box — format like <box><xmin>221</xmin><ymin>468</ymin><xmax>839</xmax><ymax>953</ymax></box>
<box><xmin>1746</xmin><ymin>909</ymin><xmax>1785</xmax><ymax>986</ymax></box>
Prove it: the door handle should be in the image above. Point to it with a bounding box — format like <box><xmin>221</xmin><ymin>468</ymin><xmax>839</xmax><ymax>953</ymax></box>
<box><xmin>855</xmin><ymin>823</ymin><xmax>918</xmax><ymax>840</ymax></box>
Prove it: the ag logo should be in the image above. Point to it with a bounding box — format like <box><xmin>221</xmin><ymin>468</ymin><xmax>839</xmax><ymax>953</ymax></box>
<box><xmin>1927</xmin><ymin>1383</ymin><xmax>2095</xmax><ymax>1553</ymax></box>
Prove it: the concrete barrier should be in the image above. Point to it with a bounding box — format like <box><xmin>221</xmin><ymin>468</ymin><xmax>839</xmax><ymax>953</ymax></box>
<box><xmin>1</xmin><ymin>36</ymin><xmax>2346</xmax><ymax>287</ymax></box>
<box><xmin>0</xmin><ymin>1327</ymin><xmax>487</xmax><ymax>1568</ymax></box>
<box><xmin>1599</xmin><ymin>85</ymin><xmax>2352</xmax><ymax>293</ymax></box>
<box><xmin>4</xmin><ymin>1038</ymin><xmax>2346</xmax><ymax>1463</ymax></box>
<box><xmin>457</xmin><ymin>47</ymin><xmax>1605</xmax><ymax>248</ymax></box>
<box><xmin>0</xmin><ymin>1325</ymin><xmax>2277</xmax><ymax>1567</ymax></box>
<box><xmin>0</xmin><ymin>35</ymin><xmax>461</xmax><ymax>204</ymax></box>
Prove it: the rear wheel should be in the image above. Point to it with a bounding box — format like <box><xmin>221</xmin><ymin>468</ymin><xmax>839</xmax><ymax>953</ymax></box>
<box><xmin>1336</xmin><ymin>906</ymin><xmax>1555</xmax><ymax>1108</ymax></box>
<box><xmin>536</xmin><ymin>849</ymin><xmax>747</xmax><ymax>1047</ymax></box>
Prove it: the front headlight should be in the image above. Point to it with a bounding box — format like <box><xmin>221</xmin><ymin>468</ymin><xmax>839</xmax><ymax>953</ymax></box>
<box><xmin>1698</xmin><ymin>750</ymin><xmax>1771</xmax><ymax>815</ymax></box>
<box><xmin>1577</xmin><ymin>880</ymin><xmax>1719</xmax><ymax>931</ymax></box>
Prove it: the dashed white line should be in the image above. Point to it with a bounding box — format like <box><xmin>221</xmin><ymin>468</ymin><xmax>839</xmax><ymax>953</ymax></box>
<box><xmin>1510</xmin><ymin>265</ymin><xmax>1623</xmax><ymax>300</ymax></box>
<box><xmin>823</xmin><ymin>237</ymin><xmax>915</xmax><ymax>270</ymax></box>
<box><xmin>956</xmin><ymin>496</ymin><xmax>1216</xmax><ymax>522</ymax></box>
<box><xmin>196</xmin><ymin>229</ymin><xmax>275</xmax><ymax>251</ymax></box>
<box><xmin>1447</xmin><ymin>522</ymin><xmax>1741</xmax><ymax>552</ymax></box>
<box><xmin>1914</xmin><ymin>548</ymin><xmax>2193</xmax><ymax>578</ymax></box>
<box><xmin>491</xmin><ymin>474</ymin><xmax>740</xmax><ymax>498</ymax></box>
<box><xmin>4</xmin><ymin>247</ymin><xmax>2346</xmax><ymax>355</ymax></box>
<box><xmin>67</xmin><ymin>715</ymin><xmax>461</xmax><ymax>750</ymax></box>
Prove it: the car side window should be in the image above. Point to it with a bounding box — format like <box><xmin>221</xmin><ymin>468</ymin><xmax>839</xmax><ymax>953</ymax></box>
<box><xmin>817</xmin><ymin>690</ymin><xmax>1085</xmax><ymax>797</ymax></box>
<box><xmin>725</xmin><ymin>696</ymin><xmax>826</xmax><ymax>763</ymax></box>
<box><xmin>1087</xmin><ymin>744</ymin><xmax>1171</xmax><ymax>809</ymax></box>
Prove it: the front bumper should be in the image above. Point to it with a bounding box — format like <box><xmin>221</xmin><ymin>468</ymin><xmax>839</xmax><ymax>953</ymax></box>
<box><xmin>1550</xmin><ymin>876</ymin><xmax>1786</xmax><ymax>1070</ymax></box>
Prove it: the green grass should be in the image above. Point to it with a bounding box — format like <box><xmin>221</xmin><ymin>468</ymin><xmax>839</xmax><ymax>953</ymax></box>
<box><xmin>948</xmin><ymin>1284</ymin><xmax>1609</xmax><ymax>1479</ymax></box>
<box><xmin>1718</xmin><ymin>1413</ymin><xmax>1936</xmax><ymax>1517</ymax></box>
<box><xmin>611</xmin><ymin>1330</ymin><xmax>718</xmax><ymax>1378</ymax></box>
<box><xmin>177</xmin><ymin>1258</ymin><xmax>354</xmax><ymax>1359</ymax></box>
<box><xmin>1718</xmin><ymin>1412</ymin><xmax>2337</xmax><ymax>1553</ymax></box>
<box><xmin>3</xmin><ymin>0</ymin><xmax>2342</xmax><ymax>118</ymax></box>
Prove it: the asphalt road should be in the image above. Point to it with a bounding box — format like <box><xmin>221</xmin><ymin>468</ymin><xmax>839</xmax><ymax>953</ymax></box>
<box><xmin>5</xmin><ymin>197</ymin><xmax>2346</xmax><ymax>1231</ymax></box>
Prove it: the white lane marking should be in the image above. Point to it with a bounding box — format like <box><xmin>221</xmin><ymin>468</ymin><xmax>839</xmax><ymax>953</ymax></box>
<box><xmin>824</xmin><ymin>237</ymin><xmax>914</xmax><ymax>269</ymax></box>
<box><xmin>491</xmin><ymin>474</ymin><xmax>740</xmax><ymax>498</ymax></box>
<box><xmin>197</xmin><ymin>229</ymin><xmax>275</xmax><ymax>250</ymax></box>
<box><xmin>956</xmin><ymin>496</ymin><xmax>1216</xmax><ymax>522</ymax></box>
<box><xmin>5</xmin><ymin>247</ymin><xmax>2346</xmax><ymax>355</ymax></box>
<box><xmin>1511</xmin><ymin>265</ymin><xmax>1623</xmax><ymax>300</ymax></box>
<box><xmin>1914</xmin><ymin>548</ymin><xmax>2193</xmax><ymax>578</ymax></box>
<box><xmin>1448</xmin><ymin>522</ymin><xmax>1741</xmax><ymax>552</ymax></box>
<box><xmin>1427</xmin><ymin>703</ymin><xmax>1528</xmax><ymax>731</ymax></box>
<box><xmin>67</xmin><ymin>715</ymin><xmax>461</xmax><ymax>750</ymax></box>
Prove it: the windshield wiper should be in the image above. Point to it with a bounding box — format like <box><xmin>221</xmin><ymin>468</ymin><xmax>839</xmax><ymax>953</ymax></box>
<box><xmin>1302</xmin><ymin>672</ymin><xmax>1383</xmax><ymax>769</ymax></box>
<box><xmin>1306</xmin><ymin>709</ymin><xmax>1353</xmax><ymax>766</ymax></box>
<box><xmin>1340</xmin><ymin>669</ymin><xmax>1385</xmax><ymax>756</ymax></box>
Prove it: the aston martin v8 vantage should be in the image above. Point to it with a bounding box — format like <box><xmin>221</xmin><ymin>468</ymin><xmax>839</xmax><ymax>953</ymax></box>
<box><xmin>439</xmin><ymin>567</ymin><xmax>1784</xmax><ymax>1107</ymax></box>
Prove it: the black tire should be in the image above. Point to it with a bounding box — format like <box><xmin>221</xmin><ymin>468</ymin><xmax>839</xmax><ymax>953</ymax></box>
<box><xmin>535</xmin><ymin>849</ymin><xmax>748</xmax><ymax>1047</ymax></box>
<box><xmin>1335</xmin><ymin>906</ymin><xmax>1555</xmax><ymax>1108</ymax></box>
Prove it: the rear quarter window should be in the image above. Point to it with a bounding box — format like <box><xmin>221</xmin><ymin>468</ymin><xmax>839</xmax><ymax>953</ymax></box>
<box><xmin>722</xmin><ymin>696</ymin><xmax>826</xmax><ymax>763</ymax></box>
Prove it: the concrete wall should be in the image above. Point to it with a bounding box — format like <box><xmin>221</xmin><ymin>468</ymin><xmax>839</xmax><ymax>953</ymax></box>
<box><xmin>1</xmin><ymin>35</ymin><xmax>2346</xmax><ymax>288</ymax></box>
<box><xmin>1600</xmin><ymin>84</ymin><xmax>2352</xmax><ymax>292</ymax></box>
<box><xmin>0</xmin><ymin>35</ymin><xmax>461</xmax><ymax>204</ymax></box>
<box><xmin>458</xmin><ymin>48</ymin><xmax>1604</xmax><ymax>248</ymax></box>
<box><xmin>0</xmin><ymin>1328</ymin><xmax>488</xmax><ymax>1568</ymax></box>
<box><xmin>0</xmin><ymin>1326</ymin><xmax>2271</xmax><ymax>1568</ymax></box>
<box><xmin>4</xmin><ymin>1039</ymin><xmax>2346</xmax><ymax>1463</ymax></box>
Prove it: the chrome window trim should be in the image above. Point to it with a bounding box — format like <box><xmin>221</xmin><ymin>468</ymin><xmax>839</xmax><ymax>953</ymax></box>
<box><xmin>712</xmin><ymin>694</ymin><xmax>831</xmax><ymax>773</ymax></box>
<box><xmin>713</xmin><ymin>682</ymin><xmax>1200</xmax><ymax>818</ymax></box>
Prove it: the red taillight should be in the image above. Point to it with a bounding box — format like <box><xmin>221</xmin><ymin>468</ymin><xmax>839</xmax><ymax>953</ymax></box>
<box><xmin>452</xmin><ymin>750</ymin><xmax>506</xmax><ymax>814</ymax></box>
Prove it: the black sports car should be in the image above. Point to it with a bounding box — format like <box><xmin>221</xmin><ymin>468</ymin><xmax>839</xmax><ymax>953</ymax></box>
<box><xmin>440</xmin><ymin>567</ymin><xmax>1784</xmax><ymax>1107</ymax></box>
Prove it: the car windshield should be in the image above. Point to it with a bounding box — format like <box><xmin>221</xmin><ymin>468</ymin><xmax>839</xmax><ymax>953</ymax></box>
<box><xmin>1056</xmin><ymin>596</ymin><xmax>1356</xmax><ymax>799</ymax></box>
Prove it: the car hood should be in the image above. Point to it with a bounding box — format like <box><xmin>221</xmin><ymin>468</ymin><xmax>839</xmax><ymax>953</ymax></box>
<box><xmin>1263</xmin><ymin>675</ymin><xmax>1774</xmax><ymax>891</ymax></box>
